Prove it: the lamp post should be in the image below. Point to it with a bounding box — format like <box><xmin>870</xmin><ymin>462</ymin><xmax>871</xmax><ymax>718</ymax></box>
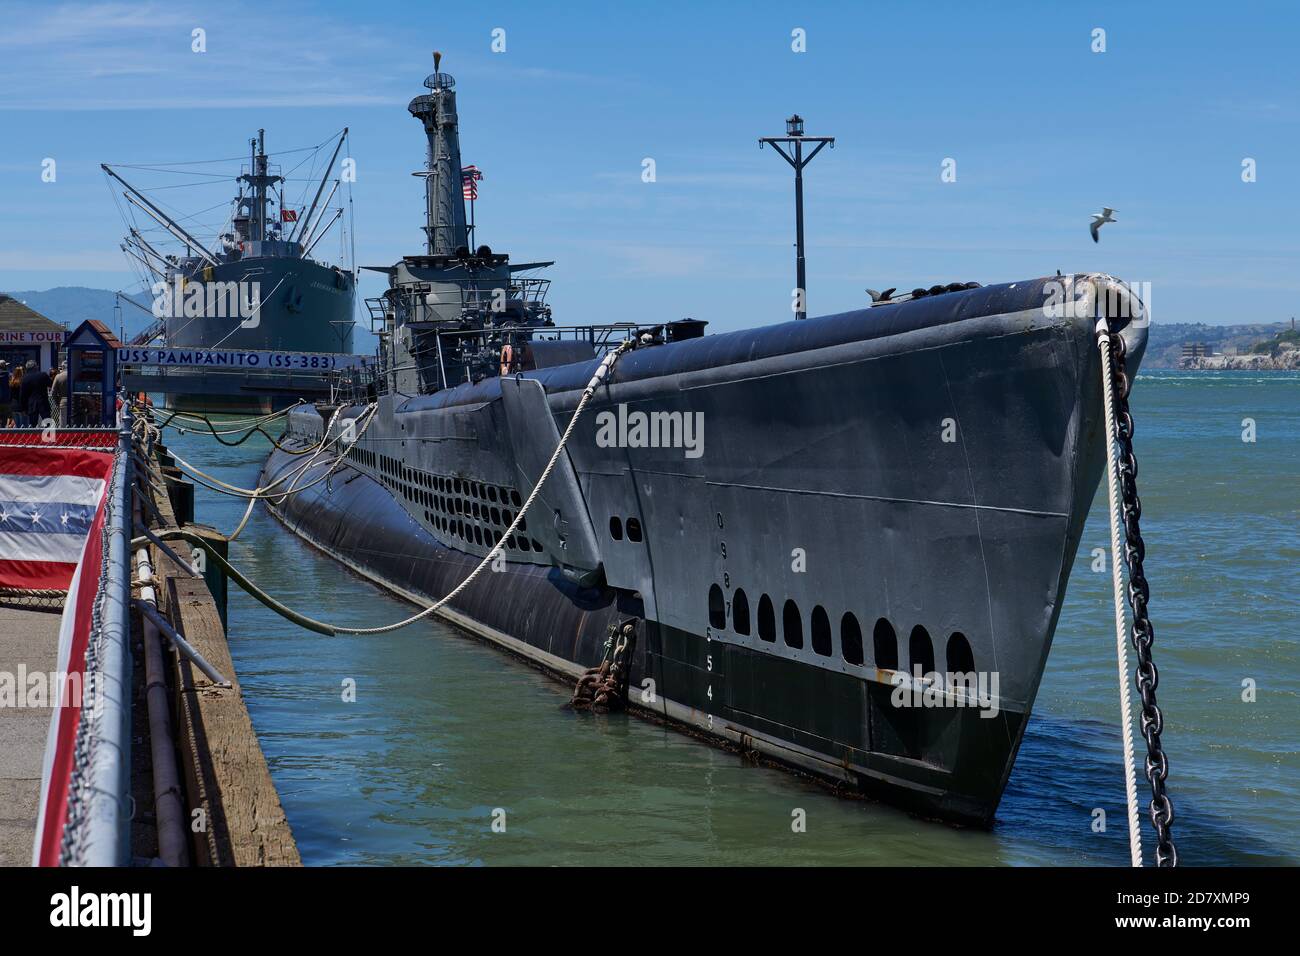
<box><xmin>760</xmin><ymin>115</ymin><xmax>834</xmax><ymax>321</ymax></box>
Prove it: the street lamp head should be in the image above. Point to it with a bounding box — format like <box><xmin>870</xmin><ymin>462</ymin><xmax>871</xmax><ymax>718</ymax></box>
<box><xmin>786</xmin><ymin>114</ymin><xmax>804</xmax><ymax>137</ymax></box>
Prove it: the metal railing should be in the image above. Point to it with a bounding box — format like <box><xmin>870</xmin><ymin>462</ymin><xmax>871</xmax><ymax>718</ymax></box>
<box><xmin>346</xmin><ymin>310</ymin><xmax>638</xmax><ymax>399</ymax></box>
<box><xmin>365</xmin><ymin>277</ymin><xmax>552</xmax><ymax>332</ymax></box>
<box><xmin>45</xmin><ymin>418</ymin><xmax>134</xmax><ymax>866</ymax></box>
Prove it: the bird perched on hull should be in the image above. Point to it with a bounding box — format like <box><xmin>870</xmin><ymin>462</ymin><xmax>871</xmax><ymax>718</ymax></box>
<box><xmin>866</xmin><ymin>287</ymin><xmax>896</xmax><ymax>303</ymax></box>
<box><xmin>1090</xmin><ymin>207</ymin><xmax>1117</xmax><ymax>243</ymax></box>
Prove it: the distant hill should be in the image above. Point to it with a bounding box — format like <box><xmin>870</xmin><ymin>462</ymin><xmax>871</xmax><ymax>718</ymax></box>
<box><xmin>1</xmin><ymin>286</ymin><xmax>1278</xmax><ymax>365</ymax></box>
<box><xmin>1144</xmin><ymin>320</ymin><xmax>1292</xmax><ymax>368</ymax></box>
<box><xmin>0</xmin><ymin>286</ymin><xmax>154</xmax><ymax>340</ymax></box>
<box><xmin>1</xmin><ymin>285</ymin><xmax>374</xmax><ymax>352</ymax></box>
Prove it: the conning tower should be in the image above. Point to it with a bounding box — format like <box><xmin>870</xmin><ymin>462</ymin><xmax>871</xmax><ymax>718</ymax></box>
<box><xmin>408</xmin><ymin>52</ymin><xmax>469</xmax><ymax>256</ymax></box>
<box><xmin>362</xmin><ymin>54</ymin><xmax>638</xmax><ymax>400</ymax></box>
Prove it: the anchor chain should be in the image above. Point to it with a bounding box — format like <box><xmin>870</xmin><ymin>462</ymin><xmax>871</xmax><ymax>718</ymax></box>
<box><xmin>572</xmin><ymin>621</ymin><xmax>637</xmax><ymax>712</ymax></box>
<box><xmin>1107</xmin><ymin>329</ymin><xmax>1177</xmax><ymax>867</ymax></box>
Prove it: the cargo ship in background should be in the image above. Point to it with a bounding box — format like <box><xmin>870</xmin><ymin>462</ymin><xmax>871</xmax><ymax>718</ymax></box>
<box><xmin>261</xmin><ymin>56</ymin><xmax>1149</xmax><ymax>825</ymax></box>
<box><xmin>104</xmin><ymin>130</ymin><xmax>357</xmax><ymax>413</ymax></box>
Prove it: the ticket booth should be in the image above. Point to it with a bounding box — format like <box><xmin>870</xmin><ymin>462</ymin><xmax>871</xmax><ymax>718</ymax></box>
<box><xmin>64</xmin><ymin>320</ymin><xmax>122</xmax><ymax>427</ymax></box>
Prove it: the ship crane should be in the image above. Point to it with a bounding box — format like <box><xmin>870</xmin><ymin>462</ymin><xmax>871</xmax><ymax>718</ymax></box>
<box><xmin>101</xmin><ymin>164</ymin><xmax>220</xmax><ymax>267</ymax></box>
<box><xmin>302</xmin><ymin>208</ymin><xmax>344</xmax><ymax>258</ymax></box>
<box><xmin>290</xmin><ymin>128</ymin><xmax>348</xmax><ymax>248</ymax></box>
<box><xmin>298</xmin><ymin>179</ymin><xmax>343</xmax><ymax>254</ymax></box>
<box><xmin>129</xmin><ymin>227</ymin><xmax>170</xmax><ymax>267</ymax></box>
<box><xmin>124</xmin><ymin>228</ymin><xmax>172</xmax><ymax>279</ymax></box>
<box><xmin>122</xmin><ymin>191</ymin><xmax>218</xmax><ymax>267</ymax></box>
<box><xmin>115</xmin><ymin>291</ymin><xmax>155</xmax><ymax>320</ymax></box>
<box><xmin>118</xmin><ymin>242</ymin><xmax>157</xmax><ymax>278</ymax></box>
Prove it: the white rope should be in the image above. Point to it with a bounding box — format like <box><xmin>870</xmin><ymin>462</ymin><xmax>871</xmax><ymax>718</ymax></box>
<box><xmin>334</xmin><ymin>341</ymin><xmax>632</xmax><ymax>635</ymax></box>
<box><xmin>155</xmin><ymin>401</ymin><xmax>304</xmax><ymax>432</ymax></box>
<box><xmin>128</xmin><ymin>342</ymin><xmax>631</xmax><ymax>638</ymax></box>
<box><xmin>1097</xmin><ymin>318</ymin><xmax>1144</xmax><ymax>868</ymax></box>
<box><xmin>173</xmin><ymin>410</ymin><xmax>304</xmax><ymax>437</ymax></box>
<box><xmin>229</xmin><ymin>494</ymin><xmax>257</xmax><ymax>542</ymax></box>
<box><xmin>267</xmin><ymin>404</ymin><xmax>351</xmax><ymax>505</ymax></box>
<box><xmin>160</xmin><ymin>404</ymin><xmax>378</xmax><ymax>501</ymax></box>
<box><xmin>133</xmin><ymin>409</ymin><xmax>262</xmax><ymax>542</ymax></box>
<box><xmin>134</xmin><ymin>400</ymin><xmax>376</xmax><ymax>549</ymax></box>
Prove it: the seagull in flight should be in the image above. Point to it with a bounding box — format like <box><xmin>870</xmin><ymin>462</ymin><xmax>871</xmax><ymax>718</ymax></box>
<box><xmin>1090</xmin><ymin>207</ymin><xmax>1117</xmax><ymax>243</ymax></box>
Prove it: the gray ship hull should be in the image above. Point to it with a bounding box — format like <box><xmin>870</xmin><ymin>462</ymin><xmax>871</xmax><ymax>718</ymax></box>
<box><xmin>262</xmin><ymin>274</ymin><xmax>1147</xmax><ymax>824</ymax></box>
<box><xmin>164</xmin><ymin>256</ymin><xmax>354</xmax><ymax>413</ymax></box>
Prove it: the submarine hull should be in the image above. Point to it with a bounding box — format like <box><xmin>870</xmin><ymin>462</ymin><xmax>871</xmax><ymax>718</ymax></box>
<box><xmin>262</xmin><ymin>274</ymin><xmax>1148</xmax><ymax>825</ymax></box>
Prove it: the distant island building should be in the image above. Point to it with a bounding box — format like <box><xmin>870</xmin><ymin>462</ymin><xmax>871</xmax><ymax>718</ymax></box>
<box><xmin>0</xmin><ymin>294</ymin><xmax>65</xmax><ymax>371</ymax></box>
<box><xmin>1180</xmin><ymin>341</ymin><xmax>1213</xmax><ymax>362</ymax></box>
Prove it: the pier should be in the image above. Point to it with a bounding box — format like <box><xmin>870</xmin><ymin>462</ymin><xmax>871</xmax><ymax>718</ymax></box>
<box><xmin>0</xmin><ymin>421</ymin><xmax>297</xmax><ymax>866</ymax></box>
<box><xmin>0</xmin><ymin>604</ymin><xmax>60</xmax><ymax>863</ymax></box>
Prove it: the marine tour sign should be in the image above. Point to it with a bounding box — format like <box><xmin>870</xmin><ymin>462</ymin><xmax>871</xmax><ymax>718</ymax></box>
<box><xmin>1</xmin><ymin>330</ymin><xmax>66</xmax><ymax>344</ymax></box>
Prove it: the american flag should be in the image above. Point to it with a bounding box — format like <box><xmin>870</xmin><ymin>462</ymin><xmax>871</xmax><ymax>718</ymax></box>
<box><xmin>462</xmin><ymin>164</ymin><xmax>482</xmax><ymax>201</ymax></box>
<box><xmin>0</xmin><ymin>433</ymin><xmax>121</xmax><ymax>867</ymax></box>
<box><xmin>0</xmin><ymin>441</ymin><xmax>113</xmax><ymax>591</ymax></box>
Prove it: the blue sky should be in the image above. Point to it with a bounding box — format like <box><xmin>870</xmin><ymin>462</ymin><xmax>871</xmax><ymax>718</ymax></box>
<box><xmin>1</xmin><ymin>0</ymin><xmax>1297</xmax><ymax>337</ymax></box>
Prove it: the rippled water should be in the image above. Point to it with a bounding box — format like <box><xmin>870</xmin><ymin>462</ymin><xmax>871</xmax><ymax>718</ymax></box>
<box><xmin>164</xmin><ymin>370</ymin><xmax>1298</xmax><ymax>865</ymax></box>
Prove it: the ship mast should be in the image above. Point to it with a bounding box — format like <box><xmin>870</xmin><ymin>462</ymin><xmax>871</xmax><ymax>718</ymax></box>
<box><xmin>408</xmin><ymin>51</ymin><xmax>469</xmax><ymax>255</ymax></box>
<box><xmin>240</xmin><ymin>129</ymin><xmax>282</xmax><ymax>244</ymax></box>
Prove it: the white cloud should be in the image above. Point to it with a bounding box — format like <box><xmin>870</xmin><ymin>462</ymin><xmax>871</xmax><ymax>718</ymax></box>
<box><xmin>0</xmin><ymin>0</ymin><xmax>400</xmax><ymax>110</ymax></box>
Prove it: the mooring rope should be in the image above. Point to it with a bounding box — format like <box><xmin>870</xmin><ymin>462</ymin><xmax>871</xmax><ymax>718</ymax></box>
<box><xmin>265</xmin><ymin>404</ymin><xmax>355</xmax><ymax>506</ymax></box>
<box><xmin>132</xmin><ymin>400</ymin><xmax>371</xmax><ymax>552</ymax></box>
<box><xmin>146</xmin><ymin>401</ymin><xmax>315</xmax><ymax>451</ymax></box>
<box><xmin>149</xmin><ymin>403</ymin><xmax>378</xmax><ymax>502</ymax></box>
<box><xmin>174</xmin><ymin>420</ymin><xmax>298</xmax><ymax>450</ymax></box>
<box><xmin>1097</xmin><ymin>315</ymin><xmax>1144</xmax><ymax>868</ymax></box>
<box><xmin>336</xmin><ymin>342</ymin><xmax>632</xmax><ymax>635</ymax></box>
<box><xmin>136</xmin><ymin>341</ymin><xmax>633</xmax><ymax>637</ymax></box>
<box><xmin>228</xmin><ymin>495</ymin><xmax>257</xmax><ymax>542</ymax></box>
<box><xmin>149</xmin><ymin>401</ymin><xmax>304</xmax><ymax>431</ymax></box>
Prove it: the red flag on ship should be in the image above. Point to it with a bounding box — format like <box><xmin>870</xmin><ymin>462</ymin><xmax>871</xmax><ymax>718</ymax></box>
<box><xmin>280</xmin><ymin>208</ymin><xmax>298</xmax><ymax>222</ymax></box>
<box><xmin>462</xmin><ymin>165</ymin><xmax>482</xmax><ymax>201</ymax></box>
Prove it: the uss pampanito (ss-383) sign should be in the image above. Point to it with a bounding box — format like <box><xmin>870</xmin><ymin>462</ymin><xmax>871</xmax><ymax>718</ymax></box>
<box><xmin>116</xmin><ymin>347</ymin><xmax>371</xmax><ymax>371</ymax></box>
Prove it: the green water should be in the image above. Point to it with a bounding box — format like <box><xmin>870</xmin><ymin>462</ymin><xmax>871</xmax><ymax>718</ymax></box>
<box><xmin>167</xmin><ymin>370</ymin><xmax>1298</xmax><ymax>865</ymax></box>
